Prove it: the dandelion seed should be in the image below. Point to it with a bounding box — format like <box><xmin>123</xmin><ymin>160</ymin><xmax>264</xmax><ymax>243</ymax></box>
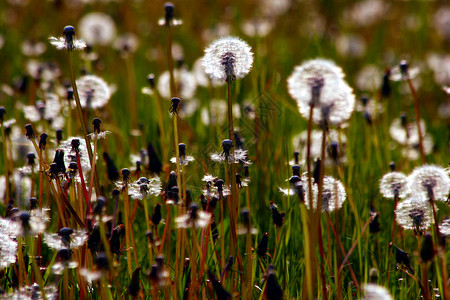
<box><xmin>75</xmin><ymin>75</ymin><xmax>111</xmax><ymax>109</ymax></box>
<box><xmin>202</xmin><ymin>36</ymin><xmax>253</xmax><ymax>83</ymax></box>
<box><xmin>304</xmin><ymin>176</ymin><xmax>346</xmax><ymax>212</ymax></box>
<box><xmin>395</xmin><ymin>197</ymin><xmax>434</xmax><ymax>235</ymax></box>
<box><xmin>407</xmin><ymin>165</ymin><xmax>450</xmax><ymax>201</ymax></box>
<box><xmin>379</xmin><ymin>171</ymin><xmax>409</xmax><ymax>199</ymax></box>
<box><xmin>361</xmin><ymin>283</ymin><xmax>393</xmax><ymax>300</ymax></box>
<box><xmin>49</xmin><ymin>25</ymin><xmax>86</xmax><ymax>51</ymax></box>
<box><xmin>79</xmin><ymin>12</ymin><xmax>116</xmax><ymax>46</ymax></box>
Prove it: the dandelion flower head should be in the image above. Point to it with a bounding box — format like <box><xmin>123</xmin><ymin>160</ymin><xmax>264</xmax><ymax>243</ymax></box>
<box><xmin>202</xmin><ymin>36</ymin><xmax>253</xmax><ymax>82</ymax></box>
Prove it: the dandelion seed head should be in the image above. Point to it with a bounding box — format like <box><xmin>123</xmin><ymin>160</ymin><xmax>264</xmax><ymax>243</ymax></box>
<box><xmin>79</xmin><ymin>12</ymin><xmax>116</xmax><ymax>46</ymax></box>
<box><xmin>0</xmin><ymin>231</ymin><xmax>17</xmax><ymax>269</ymax></box>
<box><xmin>202</xmin><ymin>36</ymin><xmax>253</xmax><ymax>82</ymax></box>
<box><xmin>395</xmin><ymin>197</ymin><xmax>433</xmax><ymax>234</ymax></box>
<box><xmin>439</xmin><ymin>217</ymin><xmax>450</xmax><ymax>237</ymax></box>
<box><xmin>114</xmin><ymin>33</ymin><xmax>139</xmax><ymax>55</ymax></box>
<box><xmin>407</xmin><ymin>165</ymin><xmax>450</xmax><ymax>201</ymax></box>
<box><xmin>44</xmin><ymin>228</ymin><xmax>88</xmax><ymax>250</ymax></box>
<box><xmin>49</xmin><ymin>27</ymin><xmax>86</xmax><ymax>51</ymax></box>
<box><xmin>389</xmin><ymin>117</ymin><xmax>426</xmax><ymax>145</ymax></box>
<box><xmin>433</xmin><ymin>6</ymin><xmax>450</xmax><ymax>40</ymax></box>
<box><xmin>75</xmin><ymin>75</ymin><xmax>111</xmax><ymax>109</ymax></box>
<box><xmin>362</xmin><ymin>283</ymin><xmax>393</xmax><ymax>300</ymax></box>
<box><xmin>335</xmin><ymin>34</ymin><xmax>366</xmax><ymax>58</ymax></box>
<box><xmin>59</xmin><ymin>137</ymin><xmax>95</xmax><ymax>173</ymax></box>
<box><xmin>379</xmin><ymin>171</ymin><xmax>409</xmax><ymax>199</ymax></box>
<box><xmin>128</xmin><ymin>177</ymin><xmax>162</xmax><ymax>200</ymax></box>
<box><xmin>347</xmin><ymin>0</ymin><xmax>389</xmax><ymax>27</ymax></box>
<box><xmin>355</xmin><ymin>64</ymin><xmax>382</xmax><ymax>92</ymax></box>
<box><xmin>157</xmin><ymin>69</ymin><xmax>197</xmax><ymax>100</ymax></box>
<box><xmin>21</xmin><ymin>40</ymin><xmax>46</xmax><ymax>56</ymax></box>
<box><xmin>175</xmin><ymin>205</ymin><xmax>211</xmax><ymax>229</ymax></box>
<box><xmin>241</xmin><ymin>18</ymin><xmax>273</xmax><ymax>37</ymax></box>
<box><xmin>304</xmin><ymin>176</ymin><xmax>346</xmax><ymax>212</ymax></box>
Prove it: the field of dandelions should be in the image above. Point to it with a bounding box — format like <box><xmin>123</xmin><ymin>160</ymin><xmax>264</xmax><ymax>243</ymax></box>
<box><xmin>0</xmin><ymin>0</ymin><xmax>449</xmax><ymax>299</ymax></box>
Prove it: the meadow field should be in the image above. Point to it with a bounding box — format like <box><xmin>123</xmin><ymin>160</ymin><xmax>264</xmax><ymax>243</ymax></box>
<box><xmin>0</xmin><ymin>0</ymin><xmax>449</xmax><ymax>299</ymax></box>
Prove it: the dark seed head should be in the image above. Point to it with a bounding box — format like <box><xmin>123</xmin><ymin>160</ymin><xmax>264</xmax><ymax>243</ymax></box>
<box><xmin>63</xmin><ymin>25</ymin><xmax>75</xmax><ymax>37</ymax></box>
<box><xmin>25</xmin><ymin>124</ymin><xmax>35</xmax><ymax>139</ymax></box>
<box><xmin>169</xmin><ymin>97</ymin><xmax>181</xmax><ymax>115</ymax></box>
<box><xmin>329</xmin><ymin>141</ymin><xmax>339</xmax><ymax>161</ymax></box>
<box><xmin>122</xmin><ymin>168</ymin><xmax>131</xmax><ymax>182</ymax></box>
<box><xmin>399</xmin><ymin>60</ymin><xmax>408</xmax><ymax>78</ymax></box>
<box><xmin>27</xmin><ymin>153</ymin><xmax>36</xmax><ymax>166</ymax></box>
<box><xmin>57</xmin><ymin>248</ymin><xmax>72</xmax><ymax>261</ymax></box>
<box><xmin>164</xmin><ymin>2</ymin><xmax>174</xmax><ymax>24</ymax></box>
<box><xmin>293</xmin><ymin>151</ymin><xmax>299</xmax><ymax>164</ymax></box>
<box><xmin>241</xmin><ymin>209</ymin><xmax>250</xmax><ymax>227</ymax></box>
<box><xmin>221</xmin><ymin>139</ymin><xmax>233</xmax><ymax>158</ymax></box>
<box><xmin>361</xmin><ymin>95</ymin><xmax>369</xmax><ymax>106</ymax></box>
<box><xmin>147</xmin><ymin>74</ymin><xmax>155</xmax><ymax>89</ymax></box>
<box><xmin>55</xmin><ymin>129</ymin><xmax>63</xmax><ymax>144</ymax></box>
<box><xmin>71</xmin><ymin>138</ymin><xmax>80</xmax><ymax>152</ymax></box>
<box><xmin>389</xmin><ymin>162</ymin><xmax>396</xmax><ymax>171</ymax></box>
<box><xmin>147</xmin><ymin>143</ymin><xmax>163</xmax><ymax>174</ymax></box>
<box><xmin>264</xmin><ymin>265</ymin><xmax>283</xmax><ymax>300</ymax></box>
<box><xmin>292</xmin><ymin>164</ymin><xmax>301</xmax><ymax>176</ymax></box>
<box><xmin>178</xmin><ymin>143</ymin><xmax>186</xmax><ymax>158</ymax></box>
<box><xmin>381</xmin><ymin>69</ymin><xmax>391</xmax><ymax>98</ymax></box>
<box><xmin>28</xmin><ymin>197</ymin><xmax>38</xmax><ymax>210</ymax></box>
<box><xmin>112</xmin><ymin>189</ymin><xmax>120</xmax><ymax>197</ymax></box>
<box><xmin>257</xmin><ymin>232</ymin><xmax>269</xmax><ymax>258</ymax></box>
<box><xmin>92</xmin><ymin>118</ymin><xmax>102</xmax><ymax>133</ymax></box>
<box><xmin>0</xmin><ymin>107</ymin><xmax>6</xmax><ymax>122</ymax></box>
<box><xmin>38</xmin><ymin>133</ymin><xmax>48</xmax><ymax>150</ymax></box>
<box><xmin>67</xmin><ymin>89</ymin><xmax>74</xmax><ymax>101</ymax></box>
<box><xmin>152</xmin><ymin>203</ymin><xmax>162</xmax><ymax>226</ymax></box>
<box><xmin>95</xmin><ymin>252</ymin><xmax>109</xmax><ymax>270</ymax></box>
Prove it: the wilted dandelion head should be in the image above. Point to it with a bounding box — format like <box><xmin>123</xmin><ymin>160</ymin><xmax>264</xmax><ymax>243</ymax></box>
<box><xmin>395</xmin><ymin>197</ymin><xmax>433</xmax><ymax>235</ymax></box>
<box><xmin>202</xmin><ymin>36</ymin><xmax>253</xmax><ymax>83</ymax></box>
<box><xmin>379</xmin><ymin>171</ymin><xmax>409</xmax><ymax>199</ymax></box>
<box><xmin>44</xmin><ymin>228</ymin><xmax>88</xmax><ymax>250</ymax></box>
<box><xmin>79</xmin><ymin>12</ymin><xmax>116</xmax><ymax>46</ymax></box>
<box><xmin>49</xmin><ymin>25</ymin><xmax>86</xmax><ymax>51</ymax></box>
<box><xmin>407</xmin><ymin>165</ymin><xmax>450</xmax><ymax>201</ymax></box>
<box><xmin>128</xmin><ymin>177</ymin><xmax>162</xmax><ymax>200</ymax></box>
<box><xmin>361</xmin><ymin>283</ymin><xmax>393</xmax><ymax>300</ymax></box>
<box><xmin>75</xmin><ymin>75</ymin><xmax>111</xmax><ymax>109</ymax></box>
<box><xmin>305</xmin><ymin>176</ymin><xmax>346</xmax><ymax>212</ymax></box>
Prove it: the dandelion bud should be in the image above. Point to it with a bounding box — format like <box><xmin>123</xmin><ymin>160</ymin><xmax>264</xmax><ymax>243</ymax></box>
<box><xmin>122</xmin><ymin>168</ymin><xmax>131</xmax><ymax>182</ymax></box>
<box><xmin>395</xmin><ymin>246</ymin><xmax>414</xmax><ymax>274</ymax></box>
<box><xmin>152</xmin><ymin>203</ymin><xmax>162</xmax><ymax>226</ymax></box>
<box><xmin>57</xmin><ymin>248</ymin><xmax>72</xmax><ymax>262</ymax></box>
<box><xmin>67</xmin><ymin>89</ymin><xmax>74</xmax><ymax>101</ymax></box>
<box><xmin>56</xmin><ymin>129</ymin><xmax>63</xmax><ymax>144</ymax></box>
<box><xmin>264</xmin><ymin>264</ymin><xmax>283</xmax><ymax>300</ymax></box>
<box><xmin>147</xmin><ymin>74</ymin><xmax>155</xmax><ymax>89</ymax></box>
<box><xmin>167</xmin><ymin>186</ymin><xmax>179</xmax><ymax>204</ymax></box>
<box><xmin>0</xmin><ymin>107</ymin><xmax>5</xmax><ymax>122</ymax></box>
<box><xmin>214</xmin><ymin>179</ymin><xmax>224</xmax><ymax>196</ymax></box>
<box><xmin>293</xmin><ymin>151</ymin><xmax>299</xmax><ymax>164</ymax></box>
<box><xmin>169</xmin><ymin>97</ymin><xmax>181</xmax><ymax>115</ymax></box>
<box><xmin>164</xmin><ymin>2</ymin><xmax>174</xmax><ymax>25</ymax></box>
<box><xmin>95</xmin><ymin>252</ymin><xmax>109</xmax><ymax>270</ymax></box>
<box><xmin>207</xmin><ymin>270</ymin><xmax>232</xmax><ymax>300</ymax></box>
<box><xmin>420</xmin><ymin>233</ymin><xmax>435</xmax><ymax>263</ymax></box>
<box><xmin>313</xmin><ymin>157</ymin><xmax>321</xmax><ymax>184</ymax></box>
<box><xmin>147</xmin><ymin>143</ymin><xmax>163</xmax><ymax>174</ymax></box>
<box><xmin>270</xmin><ymin>201</ymin><xmax>285</xmax><ymax>227</ymax></box>
<box><xmin>38</xmin><ymin>133</ymin><xmax>48</xmax><ymax>150</ymax></box>
<box><xmin>178</xmin><ymin>143</ymin><xmax>186</xmax><ymax>159</ymax></box>
<box><xmin>92</xmin><ymin>118</ymin><xmax>102</xmax><ymax>133</ymax></box>
<box><xmin>27</xmin><ymin>153</ymin><xmax>36</xmax><ymax>166</ymax></box>
<box><xmin>369</xmin><ymin>206</ymin><xmax>381</xmax><ymax>234</ymax></box>
<box><xmin>241</xmin><ymin>209</ymin><xmax>250</xmax><ymax>228</ymax></box>
<box><xmin>292</xmin><ymin>165</ymin><xmax>301</xmax><ymax>176</ymax></box>
<box><xmin>244</xmin><ymin>165</ymin><xmax>249</xmax><ymax>178</ymax></box>
<box><xmin>165</xmin><ymin>171</ymin><xmax>177</xmax><ymax>191</ymax></box>
<box><xmin>103</xmin><ymin>152</ymin><xmax>119</xmax><ymax>181</ymax></box>
<box><xmin>257</xmin><ymin>232</ymin><xmax>269</xmax><ymax>258</ymax></box>
<box><xmin>381</xmin><ymin>70</ymin><xmax>391</xmax><ymax>98</ymax></box>
<box><xmin>25</xmin><ymin>124</ymin><xmax>35</xmax><ymax>139</ymax></box>
<box><xmin>94</xmin><ymin>196</ymin><xmax>107</xmax><ymax>214</ymax></box>
<box><xmin>128</xmin><ymin>267</ymin><xmax>142</xmax><ymax>297</ymax></box>
<box><xmin>329</xmin><ymin>141</ymin><xmax>339</xmax><ymax>161</ymax></box>
<box><xmin>53</xmin><ymin>149</ymin><xmax>66</xmax><ymax>174</ymax></box>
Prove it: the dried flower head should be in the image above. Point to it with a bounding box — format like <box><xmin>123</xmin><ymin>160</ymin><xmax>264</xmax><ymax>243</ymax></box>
<box><xmin>395</xmin><ymin>197</ymin><xmax>434</xmax><ymax>235</ymax></box>
<box><xmin>75</xmin><ymin>75</ymin><xmax>111</xmax><ymax>109</ymax></box>
<box><xmin>202</xmin><ymin>36</ymin><xmax>253</xmax><ymax>83</ymax></box>
<box><xmin>379</xmin><ymin>171</ymin><xmax>409</xmax><ymax>199</ymax></box>
<box><xmin>304</xmin><ymin>176</ymin><xmax>346</xmax><ymax>212</ymax></box>
<box><xmin>49</xmin><ymin>25</ymin><xmax>87</xmax><ymax>51</ymax></box>
<box><xmin>407</xmin><ymin>165</ymin><xmax>450</xmax><ymax>201</ymax></box>
<box><xmin>79</xmin><ymin>12</ymin><xmax>116</xmax><ymax>46</ymax></box>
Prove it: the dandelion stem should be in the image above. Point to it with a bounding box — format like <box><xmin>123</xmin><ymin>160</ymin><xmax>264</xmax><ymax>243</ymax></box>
<box><xmin>152</xmin><ymin>90</ymin><xmax>168</xmax><ymax>164</ymax></box>
<box><xmin>87</xmin><ymin>137</ymin><xmax>98</xmax><ymax>205</ymax></box>
<box><xmin>407</xmin><ymin>77</ymin><xmax>426</xmax><ymax>163</ymax></box>
<box><xmin>67</xmin><ymin>50</ymin><xmax>100</xmax><ymax>195</ymax></box>
<box><xmin>144</xmin><ymin>196</ymin><xmax>153</xmax><ymax>267</ymax></box>
<box><xmin>123</xmin><ymin>185</ymin><xmax>133</xmax><ymax>275</ymax></box>
<box><xmin>1</xmin><ymin>119</ymin><xmax>10</xmax><ymax>205</ymax></box>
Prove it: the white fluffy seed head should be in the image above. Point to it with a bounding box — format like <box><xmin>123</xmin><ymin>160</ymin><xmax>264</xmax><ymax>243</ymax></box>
<box><xmin>395</xmin><ymin>196</ymin><xmax>433</xmax><ymax>234</ymax></box>
<box><xmin>407</xmin><ymin>164</ymin><xmax>450</xmax><ymax>201</ymax></box>
<box><xmin>304</xmin><ymin>176</ymin><xmax>346</xmax><ymax>212</ymax></box>
<box><xmin>79</xmin><ymin>12</ymin><xmax>116</xmax><ymax>46</ymax></box>
<box><xmin>75</xmin><ymin>75</ymin><xmax>111</xmax><ymax>109</ymax></box>
<box><xmin>202</xmin><ymin>36</ymin><xmax>253</xmax><ymax>82</ymax></box>
<box><xmin>379</xmin><ymin>172</ymin><xmax>409</xmax><ymax>199</ymax></box>
<box><xmin>361</xmin><ymin>283</ymin><xmax>393</xmax><ymax>300</ymax></box>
